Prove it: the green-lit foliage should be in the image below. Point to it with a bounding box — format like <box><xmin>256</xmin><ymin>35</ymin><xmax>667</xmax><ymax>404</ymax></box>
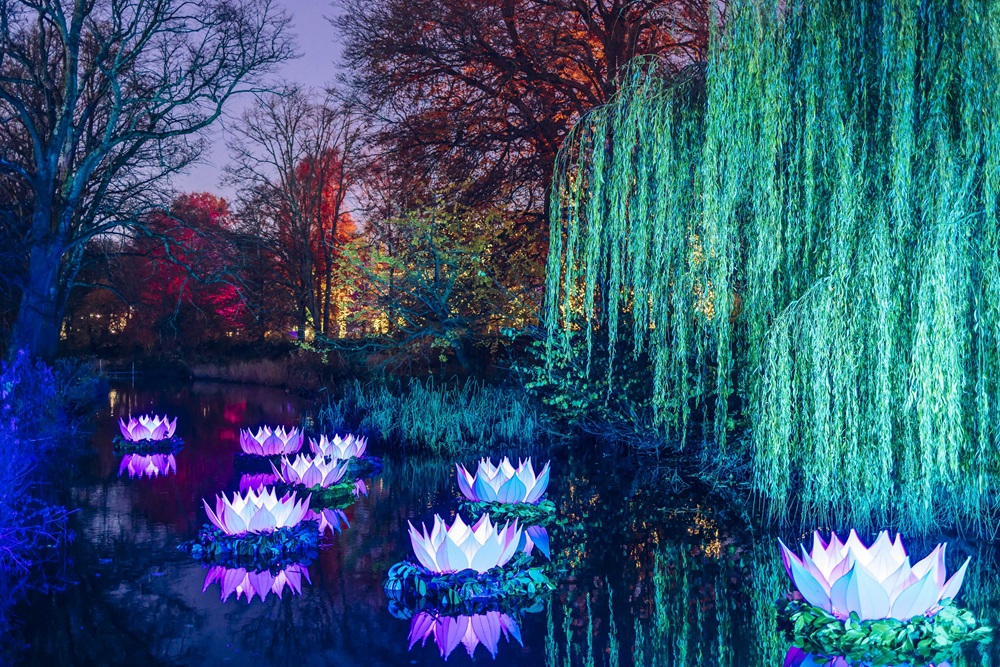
<box><xmin>545</xmin><ymin>0</ymin><xmax>1000</xmax><ymax>533</ymax></box>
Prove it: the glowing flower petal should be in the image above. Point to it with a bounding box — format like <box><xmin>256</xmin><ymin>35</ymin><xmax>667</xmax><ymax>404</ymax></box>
<box><xmin>456</xmin><ymin>457</ymin><xmax>550</xmax><ymax>504</ymax></box>
<box><xmin>408</xmin><ymin>514</ymin><xmax>522</xmax><ymax>574</ymax></box>
<box><xmin>239</xmin><ymin>426</ymin><xmax>303</xmax><ymax>455</ymax></box>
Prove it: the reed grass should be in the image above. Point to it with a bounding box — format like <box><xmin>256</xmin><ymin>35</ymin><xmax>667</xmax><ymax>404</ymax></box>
<box><xmin>545</xmin><ymin>0</ymin><xmax>1000</xmax><ymax>534</ymax></box>
<box><xmin>317</xmin><ymin>377</ymin><xmax>540</xmax><ymax>455</ymax></box>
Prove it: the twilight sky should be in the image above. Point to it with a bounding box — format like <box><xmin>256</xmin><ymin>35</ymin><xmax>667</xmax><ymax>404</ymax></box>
<box><xmin>170</xmin><ymin>0</ymin><xmax>343</xmax><ymax>200</ymax></box>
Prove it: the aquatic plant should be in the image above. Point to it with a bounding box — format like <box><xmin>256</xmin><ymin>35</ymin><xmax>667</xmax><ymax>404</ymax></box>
<box><xmin>309</xmin><ymin>433</ymin><xmax>367</xmax><ymax>459</ymax></box>
<box><xmin>409</xmin><ymin>514</ymin><xmax>522</xmax><ymax>574</ymax></box>
<box><xmin>456</xmin><ymin>457</ymin><xmax>550</xmax><ymax>504</ymax></box>
<box><xmin>317</xmin><ymin>377</ymin><xmax>539</xmax><ymax>455</ymax></box>
<box><xmin>118</xmin><ymin>415</ymin><xmax>177</xmax><ymax>442</ymax></box>
<box><xmin>779</xmin><ymin>531</ymin><xmax>968</xmax><ymax>621</ymax></box>
<box><xmin>273</xmin><ymin>454</ymin><xmax>349</xmax><ymax>488</ymax></box>
<box><xmin>202</xmin><ymin>488</ymin><xmax>310</xmax><ymax>535</ymax></box>
<box><xmin>202</xmin><ymin>563</ymin><xmax>311</xmax><ymax>603</ymax></box>
<box><xmin>543</xmin><ymin>0</ymin><xmax>1000</xmax><ymax>533</ymax></box>
<box><xmin>118</xmin><ymin>453</ymin><xmax>176</xmax><ymax>479</ymax></box>
<box><xmin>408</xmin><ymin>611</ymin><xmax>523</xmax><ymax>659</ymax></box>
<box><xmin>239</xmin><ymin>426</ymin><xmax>303</xmax><ymax>456</ymax></box>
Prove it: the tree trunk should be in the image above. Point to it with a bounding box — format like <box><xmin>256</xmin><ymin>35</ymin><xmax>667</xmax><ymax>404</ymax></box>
<box><xmin>10</xmin><ymin>239</ymin><xmax>63</xmax><ymax>361</ymax></box>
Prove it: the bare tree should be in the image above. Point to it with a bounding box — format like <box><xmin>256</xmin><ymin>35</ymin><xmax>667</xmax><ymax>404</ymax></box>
<box><xmin>226</xmin><ymin>87</ymin><xmax>365</xmax><ymax>339</ymax></box>
<box><xmin>0</xmin><ymin>0</ymin><xmax>294</xmax><ymax>360</ymax></box>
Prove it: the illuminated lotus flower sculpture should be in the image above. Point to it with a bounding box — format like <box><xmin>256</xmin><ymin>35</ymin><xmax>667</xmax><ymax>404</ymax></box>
<box><xmin>119</xmin><ymin>414</ymin><xmax>176</xmax><ymax>442</ymax></box>
<box><xmin>456</xmin><ymin>457</ymin><xmax>550</xmax><ymax>504</ymax></box>
<box><xmin>118</xmin><ymin>453</ymin><xmax>176</xmax><ymax>479</ymax></box>
<box><xmin>409</xmin><ymin>611</ymin><xmax>523</xmax><ymax>659</ymax></box>
<box><xmin>239</xmin><ymin>426</ymin><xmax>303</xmax><ymax>456</ymax></box>
<box><xmin>273</xmin><ymin>454</ymin><xmax>349</xmax><ymax>489</ymax></box>
<box><xmin>409</xmin><ymin>514</ymin><xmax>522</xmax><ymax>574</ymax></box>
<box><xmin>309</xmin><ymin>433</ymin><xmax>367</xmax><ymax>459</ymax></box>
<box><xmin>779</xmin><ymin>530</ymin><xmax>969</xmax><ymax>621</ymax></box>
<box><xmin>203</xmin><ymin>488</ymin><xmax>310</xmax><ymax>535</ymax></box>
<box><xmin>203</xmin><ymin>563</ymin><xmax>311</xmax><ymax>603</ymax></box>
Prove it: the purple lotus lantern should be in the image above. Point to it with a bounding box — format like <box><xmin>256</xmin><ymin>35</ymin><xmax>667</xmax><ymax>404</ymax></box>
<box><xmin>202</xmin><ymin>563</ymin><xmax>311</xmax><ymax>603</ymax></box>
<box><xmin>409</xmin><ymin>611</ymin><xmax>523</xmax><ymax>659</ymax></box>
<box><xmin>119</xmin><ymin>414</ymin><xmax>177</xmax><ymax>442</ymax></box>
<box><xmin>202</xmin><ymin>488</ymin><xmax>310</xmax><ymax>535</ymax></box>
<box><xmin>456</xmin><ymin>457</ymin><xmax>550</xmax><ymax>504</ymax></box>
<box><xmin>309</xmin><ymin>433</ymin><xmax>367</xmax><ymax>459</ymax></box>
<box><xmin>779</xmin><ymin>530</ymin><xmax>969</xmax><ymax>621</ymax></box>
<box><xmin>118</xmin><ymin>453</ymin><xmax>176</xmax><ymax>479</ymax></box>
<box><xmin>239</xmin><ymin>426</ymin><xmax>303</xmax><ymax>456</ymax></box>
<box><xmin>409</xmin><ymin>514</ymin><xmax>522</xmax><ymax>574</ymax></box>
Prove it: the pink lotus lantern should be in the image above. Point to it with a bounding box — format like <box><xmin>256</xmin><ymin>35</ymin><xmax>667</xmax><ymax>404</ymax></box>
<box><xmin>779</xmin><ymin>530</ymin><xmax>969</xmax><ymax>621</ymax></box>
<box><xmin>409</xmin><ymin>611</ymin><xmax>523</xmax><ymax>659</ymax></box>
<box><xmin>202</xmin><ymin>563</ymin><xmax>311</xmax><ymax>603</ymax></box>
<box><xmin>202</xmin><ymin>488</ymin><xmax>310</xmax><ymax>535</ymax></box>
<box><xmin>118</xmin><ymin>453</ymin><xmax>177</xmax><ymax>479</ymax></box>
<box><xmin>409</xmin><ymin>514</ymin><xmax>522</xmax><ymax>574</ymax></box>
<box><xmin>309</xmin><ymin>433</ymin><xmax>367</xmax><ymax>459</ymax></box>
<box><xmin>239</xmin><ymin>426</ymin><xmax>303</xmax><ymax>455</ymax></box>
<box><xmin>118</xmin><ymin>414</ymin><xmax>177</xmax><ymax>442</ymax></box>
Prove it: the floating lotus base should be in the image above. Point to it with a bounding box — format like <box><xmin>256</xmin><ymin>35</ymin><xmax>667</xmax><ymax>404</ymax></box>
<box><xmin>271</xmin><ymin>479</ymin><xmax>360</xmax><ymax>510</ymax></box>
<box><xmin>384</xmin><ymin>552</ymin><xmax>553</xmax><ymax>615</ymax></box>
<box><xmin>113</xmin><ymin>435</ymin><xmax>184</xmax><ymax>454</ymax></box>
<box><xmin>777</xmin><ymin>598</ymin><xmax>991</xmax><ymax>667</ymax></box>
<box><xmin>459</xmin><ymin>498</ymin><xmax>556</xmax><ymax>527</ymax></box>
<box><xmin>180</xmin><ymin>520</ymin><xmax>319</xmax><ymax>570</ymax></box>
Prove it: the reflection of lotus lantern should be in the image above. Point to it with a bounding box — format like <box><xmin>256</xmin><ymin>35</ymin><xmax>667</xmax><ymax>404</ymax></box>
<box><xmin>118</xmin><ymin>453</ymin><xmax>177</xmax><ymax>479</ymax></box>
<box><xmin>239</xmin><ymin>472</ymin><xmax>280</xmax><ymax>493</ymax></box>
<box><xmin>239</xmin><ymin>426</ymin><xmax>303</xmax><ymax>455</ymax></box>
<box><xmin>119</xmin><ymin>414</ymin><xmax>177</xmax><ymax>441</ymax></box>
<box><xmin>273</xmin><ymin>454</ymin><xmax>349</xmax><ymax>488</ymax></box>
<box><xmin>203</xmin><ymin>488</ymin><xmax>310</xmax><ymax>535</ymax></box>
<box><xmin>409</xmin><ymin>611</ymin><xmax>523</xmax><ymax>659</ymax></box>
<box><xmin>783</xmin><ymin>647</ymin><xmax>950</xmax><ymax>667</ymax></box>
<box><xmin>780</xmin><ymin>530</ymin><xmax>969</xmax><ymax>621</ymax></box>
<box><xmin>456</xmin><ymin>457</ymin><xmax>550</xmax><ymax>503</ymax></box>
<box><xmin>203</xmin><ymin>563</ymin><xmax>311</xmax><ymax>603</ymax></box>
<box><xmin>409</xmin><ymin>514</ymin><xmax>522</xmax><ymax>574</ymax></box>
<box><xmin>309</xmin><ymin>507</ymin><xmax>350</xmax><ymax>535</ymax></box>
<box><xmin>309</xmin><ymin>433</ymin><xmax>367</xmax><ymax>459</ymax></box>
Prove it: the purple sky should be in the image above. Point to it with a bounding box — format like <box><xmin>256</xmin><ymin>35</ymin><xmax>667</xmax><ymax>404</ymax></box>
<box><xmin>170</xmin><ymin>1</ymin><xmax>343</xmax><ymax>200</ymax></box>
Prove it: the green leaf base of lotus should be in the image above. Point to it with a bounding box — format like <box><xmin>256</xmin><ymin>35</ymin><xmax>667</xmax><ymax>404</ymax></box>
<box><xmin>180</xmin><ymin>520</ymin><xmax>319</xmax><ymax>570</ymax></box>
<box><xmin>459</xmin><ymin>499</ymin><xmax>557</xmax><ymax>527</ymax></box>
<box><xmin>384</xmin><ymin>551</ymin><xmax>554</xmax><ymax>615</ymax></box>
<box><xmin>113</xmin><ymin>435</ymin><xmax>184</xmax><ymax>454</ymax></box>
<box><xmin>778</xmin><ymin>598</ymin><xmax>992</xmax><ymax>667</ymax></box>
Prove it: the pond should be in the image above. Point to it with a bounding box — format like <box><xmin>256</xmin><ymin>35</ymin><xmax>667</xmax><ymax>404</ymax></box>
<box><xmin>13</xmin><ymin>381</ymin><xmax>1000</xmax><ymax>666</ymax></box>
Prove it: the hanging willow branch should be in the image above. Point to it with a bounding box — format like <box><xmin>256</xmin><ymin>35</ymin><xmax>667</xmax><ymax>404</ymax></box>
<box><xmin>544</xmin><ymin>0</ymin><xmax>1000</xmax><ymax>534</ymax></box>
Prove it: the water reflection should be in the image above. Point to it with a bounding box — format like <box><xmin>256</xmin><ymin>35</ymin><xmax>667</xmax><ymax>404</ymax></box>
<box><xmin>202</xmin><ymin>564</ymin><xmax>312</xmax><ymax>604</ymax></box>
<box><xmin>118</xmin><ymin>453</ymin><xmax>177</xmax><ymax>479</ymax></box>
<box><xmin>408</xmin><ymin>611</ymin><xmax>523</xmax><ymax>659</ymax></box>
<box><xmin>12</xmin><ymin>381</ymin><xmax>1000</xmax><ymax>666</ymax></box>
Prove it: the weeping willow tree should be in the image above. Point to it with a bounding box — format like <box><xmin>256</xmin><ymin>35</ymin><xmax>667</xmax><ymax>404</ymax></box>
<box><xmin>545</xmin><ymin>0</ymin><xmax>1000</xmax><ymax>533</ymax></box>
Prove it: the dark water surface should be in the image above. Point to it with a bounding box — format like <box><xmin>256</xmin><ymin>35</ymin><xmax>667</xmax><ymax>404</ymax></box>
<box><xmin>14</xmin><ymin>382</ymin><xmax>1000</xmax><ymax>666</ymax></box>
